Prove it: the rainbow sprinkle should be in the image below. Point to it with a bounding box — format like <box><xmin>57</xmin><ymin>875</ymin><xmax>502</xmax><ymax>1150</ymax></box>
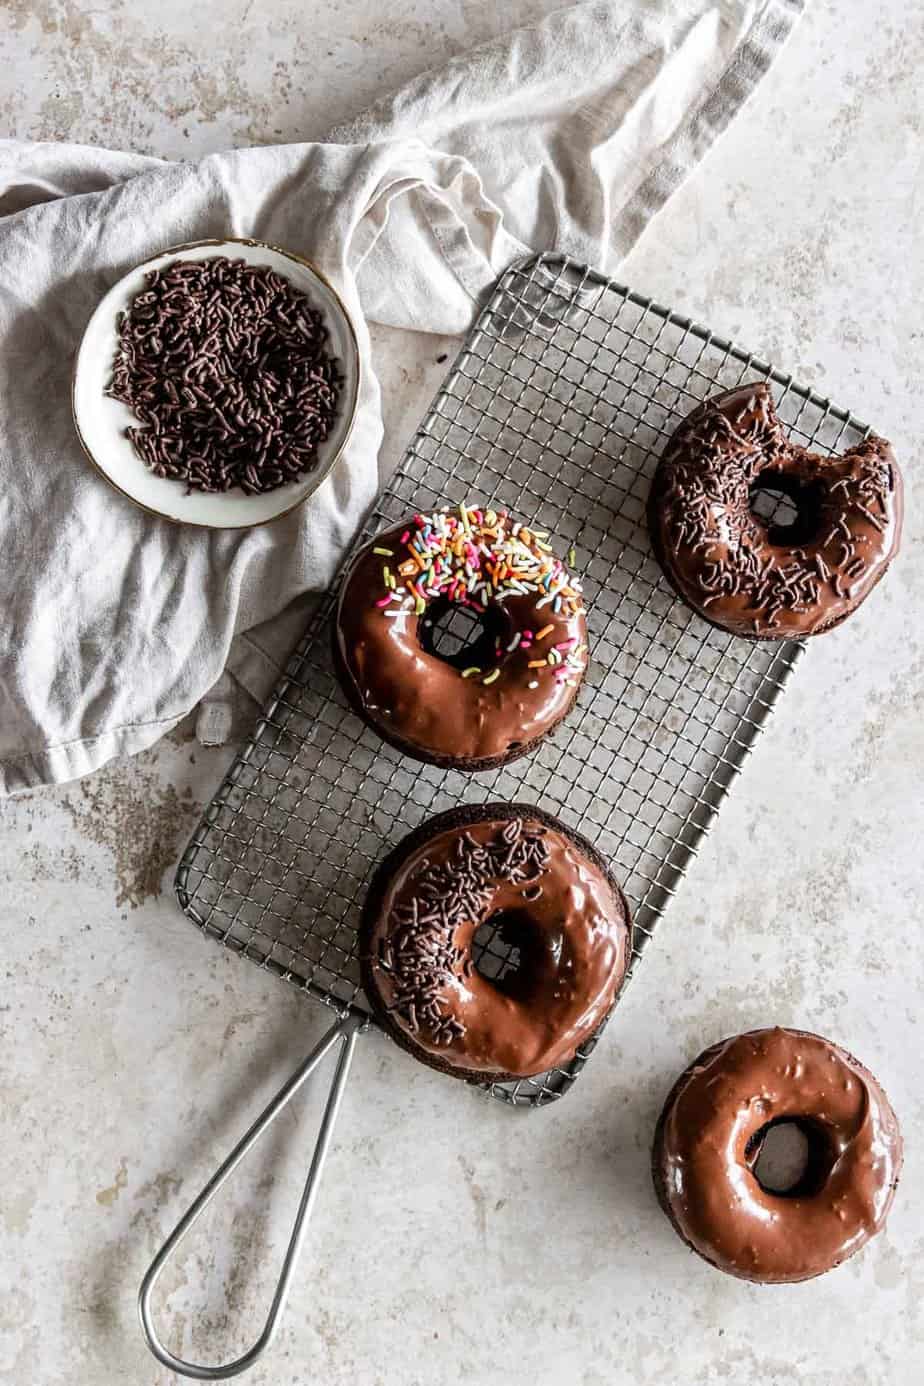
<box><xmin>374</xmin><ymin>504</ymin><xmax>586</xmax><ymax>690</ymax></box>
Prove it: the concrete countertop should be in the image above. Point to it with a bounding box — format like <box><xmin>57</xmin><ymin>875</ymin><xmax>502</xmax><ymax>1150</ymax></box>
<box><xmin>1</xmin><ymin>2</ymin><xmax>921</xmax><ymax>1383</ymax></box>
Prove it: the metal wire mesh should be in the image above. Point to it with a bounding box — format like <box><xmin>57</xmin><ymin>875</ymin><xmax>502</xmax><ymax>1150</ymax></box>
<box><xmin>176</xmin><ymin>253</ymin><xmax>874</xmax><ymax>1106</ymax></box>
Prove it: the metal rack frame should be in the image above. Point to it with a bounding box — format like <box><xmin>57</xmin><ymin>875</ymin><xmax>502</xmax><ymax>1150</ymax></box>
<box><xmin>175</xmin><ymin>253</ymin><xmax>872</xmax><ymax>1106</ymax></box>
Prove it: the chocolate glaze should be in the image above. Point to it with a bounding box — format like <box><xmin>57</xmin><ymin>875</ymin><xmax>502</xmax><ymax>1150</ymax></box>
<box><xmin>361</xmin><ymin>804</ymin><xmax>632</xmax><ymax>1081</ymax></box>
<box><xmin>334</xmin><ymin>512</ymin><xmax>588</xmax><ymax>769</ymax></box>
<box><xmin>652</xmin><ymin>1028</ymin><xmax>903</xmax><ymax>1283</ymax></box>
<box><xmin>648</xmin><ymin>383</ymin><xmax>903</xmax><ymax>639</ymax></box>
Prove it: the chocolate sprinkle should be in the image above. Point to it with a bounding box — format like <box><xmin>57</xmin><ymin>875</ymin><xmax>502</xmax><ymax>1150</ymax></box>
<box><xmin>107</xmin><ymin>256</ymin><xmax>342</xmax><ymax>496</ymax></box>
<box><xmin>377</xmin><ymin>819</ymin><xmax>550</xmax><ymax>1045</ymax></box>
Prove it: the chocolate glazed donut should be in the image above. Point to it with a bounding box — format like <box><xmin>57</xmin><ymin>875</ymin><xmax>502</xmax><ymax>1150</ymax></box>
<box><xmin>647</xmin><ymin>383</ymin><xmax>903</xmax><ymax>639</ymax></box>
<box><xmin>361</xmin><ymin>803</ymin><xmax>632</xmax><ymax>1083</ymax></box>
<box><xmin>652</xmin><ymin>1028</ymin><xmax>903</xmax><ymax>1283</ymax></box>
<box><xmin>333</xmin><ymin>506</ymin><xmax>588</xmax><ymax>770</ymax></box>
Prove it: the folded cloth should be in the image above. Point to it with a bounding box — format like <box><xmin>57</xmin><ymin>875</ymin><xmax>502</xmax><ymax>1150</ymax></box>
<box><xmin>0</xmin><ymin>0</ymin><xmax>804</xmax><ymax>794</ymax></box>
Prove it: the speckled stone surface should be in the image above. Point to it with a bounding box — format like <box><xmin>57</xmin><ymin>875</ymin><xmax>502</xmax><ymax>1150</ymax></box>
<box><xmin>1</xmin><ymin>2</ymin><xmax>922</xmax><ymax>1383</ymax></box>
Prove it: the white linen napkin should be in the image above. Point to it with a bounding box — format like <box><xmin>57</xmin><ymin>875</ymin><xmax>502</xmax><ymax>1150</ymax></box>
<box><xmin>0</xmin><ymin>0</ymin><xmax>805</xmax><ymax>794</ymax></box>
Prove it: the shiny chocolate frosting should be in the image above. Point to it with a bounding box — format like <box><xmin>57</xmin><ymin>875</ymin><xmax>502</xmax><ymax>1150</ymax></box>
<box><xmin>361</xmin><ymin>806</ymin><xmax>632</xmax><ymax>1080</ymax></box>
<box><xmin>334</xmin><ymin>507</ymin><xmax>588</xmax><ymax>768</ymax></box>
<box><xmin>653</xmin><ymin>1027</ymin><xmax>903</xmax><ymax>1283</ymax></box>
<box><xmin>648</xmin><ymin>383</ymin><xmax>903</xmax><ymax>639</ymax></box>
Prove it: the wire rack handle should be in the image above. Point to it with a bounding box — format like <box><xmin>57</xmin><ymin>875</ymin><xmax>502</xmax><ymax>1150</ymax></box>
<box><xmin>139</xmin><ymin>1013</ymin><xmax>364</xmax><ymax>1380</ymax></box>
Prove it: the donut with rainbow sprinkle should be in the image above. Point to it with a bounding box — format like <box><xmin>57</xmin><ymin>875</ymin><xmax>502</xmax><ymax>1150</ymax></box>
<box><xmin>333</xmin><ymin>504</ymin><xmax>589</xmax><ymax>769</ymax></box>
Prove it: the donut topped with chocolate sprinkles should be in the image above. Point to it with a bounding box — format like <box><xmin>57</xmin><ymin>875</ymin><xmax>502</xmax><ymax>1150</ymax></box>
<box><xmin>361</xmin><ymin>803</ymin><xmax>632</xmax><ymax>1083</ymax></box>
<box><xmin>647</xmin><ymin>383</ymin><xmax>903</xmax><ymax>639</ymax></box>
<box><xmin>107</xmin><ymin>255</ymin><xmax>342</xmax><ymax>496</ymax></box>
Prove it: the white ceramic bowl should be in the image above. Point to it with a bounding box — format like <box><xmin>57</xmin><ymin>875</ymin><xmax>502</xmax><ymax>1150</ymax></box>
<box><xmin>72</xmin><ymin>238</ymin><xmax>360</xmax><ymax>529</ymax></box>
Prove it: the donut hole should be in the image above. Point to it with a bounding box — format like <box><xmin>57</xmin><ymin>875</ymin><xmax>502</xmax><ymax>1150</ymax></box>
<box><xmin>471</xmin><ymin>909</ymin><xmax>546</xmax><ymax>1001</ymax></box>
<box><xmin>749</xmin><ymin>470</ymin><xmax>825</xmax><ymax>547</ymax></box>
<box><xmin>418</xmin><ymin>597</ymin><xmax>511</xmax><ymax>673</ymax></box>
<box><xmin>746</xmin><ymin>1117</ymin><xmax>835</xmax><ymax>1198</ymax></box>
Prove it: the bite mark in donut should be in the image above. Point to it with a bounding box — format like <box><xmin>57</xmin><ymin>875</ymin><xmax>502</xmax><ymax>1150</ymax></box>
<box><xmin>647</xmin><ymin>384</ymin><xmax>903</xmax><ymax>639</ymax></box>
<box><xmin>652</xmin><ymin>1028</ymin><xmax>903</xmax><ymax>1283</ymax></box>
<box><xmin>334</xmin><ymin>506</ymin><xmax>589</xmax><ymax>769</ymax></box>
<box><xmin>361</xmin><ymin>803</ymin><xmax>632</xmax><ymax>1083</ymax></box>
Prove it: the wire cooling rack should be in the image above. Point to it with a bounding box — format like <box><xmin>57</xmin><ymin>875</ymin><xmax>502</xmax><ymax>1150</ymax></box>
<box><xmin>176</xmin><ymin>253</ymin><xmax>874</xmax><ymax>1106</ymax></box>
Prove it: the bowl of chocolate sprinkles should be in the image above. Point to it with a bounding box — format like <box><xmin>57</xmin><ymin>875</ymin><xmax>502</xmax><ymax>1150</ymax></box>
<box><xmin>72</xmin><ymin>238</ymin><xmax>360</xmax><ymax>528</ymax></box>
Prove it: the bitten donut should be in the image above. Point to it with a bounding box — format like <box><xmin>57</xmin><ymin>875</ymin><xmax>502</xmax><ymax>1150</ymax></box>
<box><xmin>333</xmin><ymin>505</ymin><xmax>588</xmax><ymax>770</ymax></box>
<box><xmin>652</xmin><ymin>1028</ymin><xmax>903</xmax><ymax>1283</ymax></box>
<box><xmin>361</xmin><ymin>803</ymin><xmax>632</xmax><ymax>1083</ymax></box>
<box><xmin>647</xmin><ymin>383</ymin><xmax>903</xmax><ymax>639</ymax></box>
